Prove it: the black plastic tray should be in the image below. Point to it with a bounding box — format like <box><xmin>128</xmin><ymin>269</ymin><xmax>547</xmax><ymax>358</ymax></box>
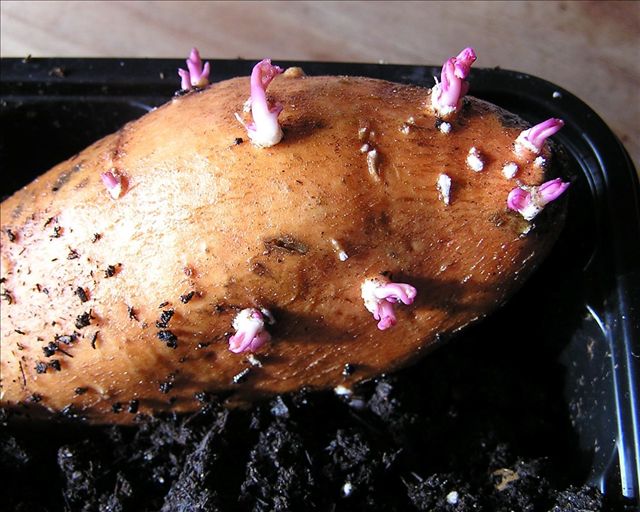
<box><xmin>1</xmin><ymin>58</ymin><xmax>638</xmax><ymax>506</ymax></box>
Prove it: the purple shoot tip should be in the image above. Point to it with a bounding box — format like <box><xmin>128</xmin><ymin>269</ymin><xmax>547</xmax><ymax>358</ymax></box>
<box><xmin>177</xmin><ymin>47</ymin><xmax>211</xmax><ymax>90</ymax></box>
<box><xmin>515</xmin><ymin>118</ymin><xmax>564</xmax><ymax>154</ymax></box>
<box><xmin>228</xmin><ymin>308</ymin><xmax>273</xmax><ymax>354</ymax></box>
<box><xmin>431</xmin><ymin>47</ymin><xmax>477</xmax><ymax>116</ymax></box>
<box><xmin>507</xmin><ymin>178</ymin><xmax>570</xmax><ymax>220</ymax></box>
<box><xmin>453</xmin><ymin>47</ymin><xmax>477</xmax><ymax>78</ymax></box>
<box><xmin>361</xmin><ymin>276</ymin><xmax>417</xmax><ymax>330</ymax></box>
<box><xmin>235</xmin><ymin>59</ymin><xmax>284</xmax><ymax>148</ymax></box>
<box><xmin>101</xmin><ymin>170</ymin><xmax>123</xmax><ymax>199</ymax></box>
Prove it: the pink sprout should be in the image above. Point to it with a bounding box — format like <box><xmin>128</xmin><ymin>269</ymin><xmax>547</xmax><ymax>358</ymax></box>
<box><xmin>235</xmin><ymin>59</ymin><xmax>284</xmax><ymax>148</ymax></box>
<box><xmin>431</xmin><ymin>47</ymin><xmax>477</xmax><ymax>116</ymax></box>
<box><xmin>100</xmin><ymin>171</ymin><xmax>122</xmax><ymax>199</ymax></box>
<box><xmin>177</xmin><ymin>48</ymin><xmax>211</xmax><ymax>90</ymax></box>
<box><xmin>515</xmin><ymin>118</ymin><xmax>564</xmax><ymax>154</ymax></box>
<box><xmin>361</xmin><ymin>277</ymin><xmax>417</xmax><ymax>330</ymax></box>
<box><xmin>228</xmin><ymin>308</ymin><xmax>273</xmax><ymax>353</ymax></box>
<box><xmin>507</xmin><ymin>178</ymin><xmax>570</xmax><ymax>220</ymax></box>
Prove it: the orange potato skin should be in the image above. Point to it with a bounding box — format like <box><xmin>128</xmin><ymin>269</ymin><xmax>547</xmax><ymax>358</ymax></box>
<box><xmin>0</xmin><ymin>74</ymin><xmax>564</xmax><ymax>424</ymax></box>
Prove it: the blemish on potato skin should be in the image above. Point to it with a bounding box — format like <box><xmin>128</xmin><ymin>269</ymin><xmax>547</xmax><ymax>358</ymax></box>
<box><xmin>75</xmin><ymin>287</ymin><xmax>89</xmax><ymax>303</ymax></box>
<box><xmin>104</xmin><ymin>264</ymin><xmax>119</xmax><ymax>278</ymax></box>
<box><xmin>1</xmin><ymin>289</ymin><xmax>14</xmax><ymax>304</ymax></box>
<box><xmin>127</xmin><ymin>306</ymin><xmax>138</xmax><ymax>321</ymax></box>
<box><xmin>11</xmin><ymin>203</ymin><xmax>24</xmax><ymax>219</ymax></box>
<box><xmin>263</xmin><ymin>235</ymin><xmax>308</xmax><ymax>255</ymax></box>
<box><xmin>250</xmin><ymin>261</ymin><xmax>270</xmax><ymax>276</ymax></box>
<box><xmin>488</xmin><ymin>212</ymin><xmax>507</xmax><ymax>228</ymax></box>
<box><xmin>51</xmin><ymin>162</ymin><xmax>84</xmax><ymax>193</ymax></box>
<box><xmin>76</xmin><ymin>178</ymin><xmax>90</xmax><ymax>189</ymax></box>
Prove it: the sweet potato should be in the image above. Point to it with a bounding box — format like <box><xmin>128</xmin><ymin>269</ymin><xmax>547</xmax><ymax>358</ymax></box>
<box><xmin>0</xmin><ymin>72</ymin><xmax>567</xmax><ymax>424</ymax></box>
